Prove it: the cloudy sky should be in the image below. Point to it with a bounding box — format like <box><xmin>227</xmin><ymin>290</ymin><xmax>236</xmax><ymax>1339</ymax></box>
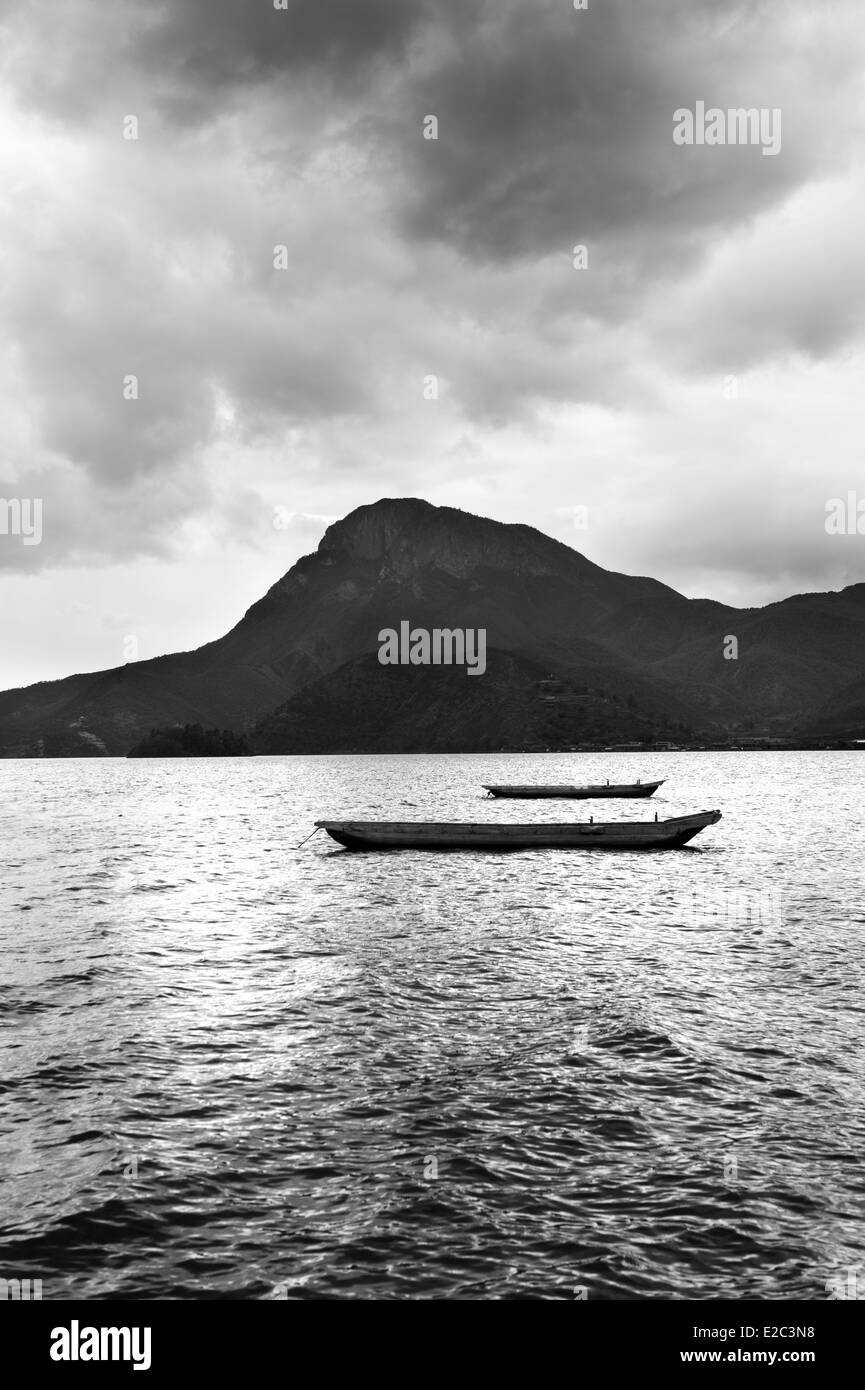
<box><xmin>2</xmin><ymin>0</ymin><xmax>865</xmax><ymax>689</ymax></box>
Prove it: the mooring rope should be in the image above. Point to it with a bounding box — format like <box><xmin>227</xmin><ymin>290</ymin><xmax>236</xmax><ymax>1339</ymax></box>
<box><xmin>295</xmin><ymin>825</ymin><xmax>323</xmax><ymax>849</ymax></box>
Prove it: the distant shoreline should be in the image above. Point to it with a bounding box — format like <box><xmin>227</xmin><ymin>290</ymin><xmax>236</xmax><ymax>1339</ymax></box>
<box><xmin>2</xmin><ymin>743</ymin><xmax>862</xmax><ymax>761</ymax></box>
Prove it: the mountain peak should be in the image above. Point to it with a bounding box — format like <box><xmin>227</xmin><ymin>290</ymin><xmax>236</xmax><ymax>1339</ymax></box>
<box><xmin>317</xmin><ymin>496</ymin><xmax>589</xmax><ymax>580</ymax></box>
<box><xmin>319</xmin><ymin>497</ymin><xmax>437</xmax><ymax>560</ymax></box>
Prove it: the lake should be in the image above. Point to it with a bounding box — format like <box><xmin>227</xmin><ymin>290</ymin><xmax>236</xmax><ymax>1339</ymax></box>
<box><xmin>1</xmin><ymin>751</ymin><xmax>863</xmax><ymax>1300</ymax></box>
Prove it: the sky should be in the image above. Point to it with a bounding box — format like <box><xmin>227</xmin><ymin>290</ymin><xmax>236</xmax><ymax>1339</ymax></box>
<box><xmin>1</xmin><ymin>0</ymin><xmax>865</xmax><ymax>689</ymax></box>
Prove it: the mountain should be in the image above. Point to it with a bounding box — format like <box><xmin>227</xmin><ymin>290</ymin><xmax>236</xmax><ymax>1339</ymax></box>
<box><xmin>252</xmin><ymin>651</ymin><xmax>692</xmax><ymax>754</ymax></box>
<box><xmin>1</xmin><ymin>497</ymin><xmax>864</xmax><ymax>755</ymax></box>
<box><xmin>799</xmin><ymin>673</ymin><xmax>865</xmax><ymax>740</ymax></box>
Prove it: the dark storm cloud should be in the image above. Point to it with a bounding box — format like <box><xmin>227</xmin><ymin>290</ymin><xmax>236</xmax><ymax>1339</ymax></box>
<box><xmin>423</xmin><ymin>2</ymin><xmax>837</xmax><ymax>298</ymax></box>
<box><xmin>117</xmin><ymin>0</ymin><xmax>819</xmax><ymax>268</ymax></box>
<box><xmin>3</xmin><ymin>0</ymin><xmax>849</xmax><ymax>283</ymax></box>
<box><xmin>0</xmin><ymin>0</ymin><xmax>460</xmax><ymax>122</ymax></box>
<box><xmin>388</xmin><ymin>0</ymin><xmax>822</xmax><ymax>267</ymax></box>
<box><xmin>134</xmin><ymin>0</ymin><xmax>443</xmax><ymax>87</ymax></box>
<box><xmin>1</xmin><ymin>0</ymin><xmax>863</xmax><ymax>601</ymax></box>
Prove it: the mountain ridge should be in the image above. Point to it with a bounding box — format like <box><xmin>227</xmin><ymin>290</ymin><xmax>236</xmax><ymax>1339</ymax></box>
<box><xmin>1</xmin><ymin>497</ymin><xmax>864</xmax><ymax>754</ymax></box>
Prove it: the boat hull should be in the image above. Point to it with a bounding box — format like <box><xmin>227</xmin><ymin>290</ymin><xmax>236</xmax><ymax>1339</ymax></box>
<box><xmin>315</xmin><ymin>810</ymin><xmax>721</xmax><ymax>852</ymax></box>
<box><xmin>484</xmin><ymin>780</ymin><xmax>664</xmax><ymax>799</ymax></box>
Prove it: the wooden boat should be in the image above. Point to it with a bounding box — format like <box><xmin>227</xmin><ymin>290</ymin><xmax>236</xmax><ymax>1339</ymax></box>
<box><xmin>314</xmin><ymin>810</ymin><xmax>721</xmax><ymax>851</ymax></box>
<box><xmin>483</xmin><ymin>779</ymin><xmax>664</xmax><ymax>799</ymax></box>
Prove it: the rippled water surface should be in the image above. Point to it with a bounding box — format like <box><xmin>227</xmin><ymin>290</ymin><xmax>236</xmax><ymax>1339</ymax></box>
<box><xmin>1</xmin><ymin>751</ymin><xmax>864</xmax><ymax>1300</ymax></box>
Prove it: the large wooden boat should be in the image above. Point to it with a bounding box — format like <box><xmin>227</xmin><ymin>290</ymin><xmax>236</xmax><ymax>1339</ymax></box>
<box><xmin>483</xmin><ymin>779</ymin><xmax>664</xmax><ymax>799</ymax></box>
<box><xmin>314</xmin><ymin>810</ymin><xmax>721</xmax><ymax>851</ymax></box>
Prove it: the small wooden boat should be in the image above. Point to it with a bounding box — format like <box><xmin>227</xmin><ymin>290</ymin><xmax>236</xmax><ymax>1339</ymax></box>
<box><xmin>484</xmin><ymin>779</ymin><xmax>664</xmax><ymax>799</ymax></box>
<box><xmin>314</xmin><ymin>810</ymin><xmax>721</xmax><ymax>852</ymax></box>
